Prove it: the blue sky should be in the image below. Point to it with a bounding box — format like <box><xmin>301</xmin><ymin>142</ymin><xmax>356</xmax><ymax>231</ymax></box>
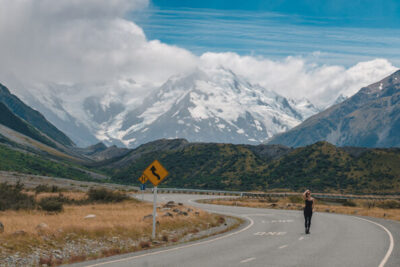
<box><xmin>132</xmin><ymin>0</ymin><xmax>400</xmax><ymax>66</ymax></box>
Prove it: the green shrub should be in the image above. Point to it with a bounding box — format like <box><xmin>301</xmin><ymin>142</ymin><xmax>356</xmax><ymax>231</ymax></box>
<box><xmin>343</xmin><ymin>200</ymin><xmax>357</xmax><ymax>207</ymax></box>
<box><xmin>87</xmin><ymin>188</ymin><xmax>128</xmax><ymax>203</ymax></box>
<box><xmin>288</xmin><ymin>195</ymin><xmax>303</xmax><ymax>204</ymax></box>
<box><xmin>38</xmin><ymin>197</ymin><xmax>64</xmax><ymax>212</ymax></box>
<box><xmin>376</xmin><ymin>200</ymin><xmax>400</xmax><ymax>209</ymax></box>
<box><xmin>34</xmin><ymin>184</ymin><xmax>61</xmax><ymax>194</ymax></box>
<box><xmin>0</xmin><ymin>182</ymin><xmax>35</xmax><ymax>211</ymax></box>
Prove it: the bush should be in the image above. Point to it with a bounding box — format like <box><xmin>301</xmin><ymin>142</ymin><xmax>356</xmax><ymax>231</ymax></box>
<box><xmin>0</xmin><ymin>182</ymin><xmax>35</xmax><ymax>211</ymax></box>
<box><xmin>35</xmin><ymin>184</ymin><xmax>61</xmax><ymax>194</ymax></box>
<box><xmin>342</xmin><ymin>200</ymin><xmax>357</xmax><ymax>207</ymax></box>
<box><xmin>38</xmin><ymin>197</ymin><xmax>64</xmax><ymax>212</ymax></box>
<box><xmin>376</xmin><ymin>200</ymin><xmax>400</xmax><ymax>209</ymax></box>
<box><xmin>288</xmin><ymin>195</ymin><xmax>303</xmax><ymax>204</ymax></box>
<box><xmin>87</xmin><ymin>188</ymin><xmax>129</xmax><ymax>203</ymax></box>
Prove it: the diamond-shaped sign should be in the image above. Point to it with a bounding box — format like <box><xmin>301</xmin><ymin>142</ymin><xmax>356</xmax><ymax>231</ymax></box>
<box><xmin>143</xmin><ymin>160</ymin><xmax>169</xmax><ymax>186</ymax></box>
<box><xmin>138</xmin><ymin>174</ymin><xmax>148</xmax><ymax>184</ymax></box>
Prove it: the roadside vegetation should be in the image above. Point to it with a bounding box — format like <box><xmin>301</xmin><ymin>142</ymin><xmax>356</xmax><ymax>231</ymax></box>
<box><xmin>109</xmin><ymin>141</ymin><xmax>400</xmax><ymax>194</ymax></box>
<box><xmin>0</xmin><ymin>144</ymin><xmax>96</xmax><ymax>181</ymax></box>
<box><xmin>199</xmin><ymin>196</ymin><xmax>400</xmax><ymax>221</ymax></box>
<box><xmin>0</xmin><ymin>183</ymin><xmax>236</xmax><ymax>266</ymax></box>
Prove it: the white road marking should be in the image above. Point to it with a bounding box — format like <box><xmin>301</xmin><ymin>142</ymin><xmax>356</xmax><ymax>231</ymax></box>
<box><xmin>254</xmin><ymin>232</ymin><xmax>287</xmax><ymax>236</ymax></box>
<box><xmin>278</xmin><ymin>245</ymin><xmax>288</xmax><ymax>249</ymax></box>
<box><xmin>353</xmin><ymin>217</ymin><xmax>394</xmax><ymax>267</ymax></box>
<box><xmin>299</xmin><ymin>237</ymin><xmax>304</xmax><ymax>241</ymax></box>
<box><xmin>263</xmin><ymin>219</ymin><xmax>294</xmax><ymax>223</ymax></box>
<box><xmin>85</xmin><ymin>199</ymin><xmax>255</xmax><ymax>267</ymax></box>
<box><xmin>240</xmin><ymin>257</ymin><xmax>256</xmax><ymax>263</ymax></box>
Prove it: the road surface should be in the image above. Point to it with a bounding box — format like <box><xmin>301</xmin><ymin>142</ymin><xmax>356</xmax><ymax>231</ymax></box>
<box><xmin>69</xmin><ymin>194</ymin><xmax>399</xmax><ymax>267</ymax></box>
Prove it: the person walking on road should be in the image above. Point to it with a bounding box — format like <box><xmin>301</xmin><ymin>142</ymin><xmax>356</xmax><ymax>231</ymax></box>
<box><xmin>303</xmin><ymin>189</ymin><xmax>315</xmax><ymax>234</ymax></box>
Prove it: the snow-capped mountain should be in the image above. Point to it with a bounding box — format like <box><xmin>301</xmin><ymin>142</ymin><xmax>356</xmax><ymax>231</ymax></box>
<box><xmin>100</xmin><ymin>67</ymin><xmax>319</xmax><ymax>147</ymax></box>
<box><xmin>6</xmin><ymin>68</ymin><xmax>320</xmax><ymax>148</ymax></box>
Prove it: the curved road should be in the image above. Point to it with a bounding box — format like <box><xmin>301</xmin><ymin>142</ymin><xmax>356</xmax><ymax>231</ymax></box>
<box><xmin>70</xmin><ymin>194</ymin><xmax>399</xmax><ymax>267</ymax></box>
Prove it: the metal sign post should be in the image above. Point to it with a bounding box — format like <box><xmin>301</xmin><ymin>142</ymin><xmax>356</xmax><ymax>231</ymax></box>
<box><xmin>141</xmin><ymin>160</ymin><xmax>169</xmax><ymax>240</ymax></box>
<box><xmin>152</xmin><ymin>186</ymin><xmax>158</xmax><ymax>239</ymax></box>
<box><xmin>140</xmin><ymin>183</ymin><xmax>146</xmax><ymax>200</ymax></box>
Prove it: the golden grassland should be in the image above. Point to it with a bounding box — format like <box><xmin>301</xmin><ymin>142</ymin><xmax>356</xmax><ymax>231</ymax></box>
<box><xmin>0</xmin><ymin>193</ymin><xmax>230</xmax><ymax>265</ymax></box>
<box><xmin>201</xmin><ymin>197</ymin><xmax>400</xmax><ymax>221</ymax></box>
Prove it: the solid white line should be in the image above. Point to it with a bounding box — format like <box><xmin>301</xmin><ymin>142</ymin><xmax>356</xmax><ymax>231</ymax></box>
<box><xmin>278</xmin><ymin>244</ymin><xmax>288</xmax><ymax>249</ymax></box>
<box><xmin>85</xmin><ymin>206</ymin><xmax>254</xmax><ymax>266</ymax></box>
<box><xmin>353</xmin><ymin>217</ymin><xmax>394</xmax><ymax>267</ymax></box>
<box><xmin>240</xmin><ymin>257</ymin><xmax>256</xmax><ymax>263</ymax></box>
<box><xmin>298</xmin><ymin>237</ymin><xmax>304</xmax><ymax>241</ymax></box>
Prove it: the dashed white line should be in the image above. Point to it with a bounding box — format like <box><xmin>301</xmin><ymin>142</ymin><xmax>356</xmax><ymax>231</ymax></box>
<box><xmin>240</xmin><ymin>257</ymin><xmax>256</xmax><ymax>263</ymax></box>
<box><xmin>279</xmin><ymin>244</ymin><xmax>288</xmax><ymax>249</ymax></box>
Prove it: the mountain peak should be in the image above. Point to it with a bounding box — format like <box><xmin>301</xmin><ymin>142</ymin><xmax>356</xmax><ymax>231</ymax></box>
<box><xmin>113</xmin><ymin>68</ymin><xmax>319</xmax><ymax>147</ymax></box>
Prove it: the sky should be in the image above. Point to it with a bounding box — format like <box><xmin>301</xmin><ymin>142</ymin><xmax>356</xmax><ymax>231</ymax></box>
<box><xmin>134</xmin><ymin>0</ymin><xmax>400</xmax><ymax>66</ymax></box>
<box><xmin>0</xmin><ymin>0</ymin><xmax>399</xmax><ymax>108</ymax></box>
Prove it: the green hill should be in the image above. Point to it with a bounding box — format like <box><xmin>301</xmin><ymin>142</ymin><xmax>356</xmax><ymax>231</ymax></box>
<box><xmin>0</xmin><ymin>143</ymin><xmax>97</xmax><ymax>181</ymax></box>
<box><xmin>106</xmin><ymin>139</ymin><xmax>400</xmax><ymax>194</ymax></box>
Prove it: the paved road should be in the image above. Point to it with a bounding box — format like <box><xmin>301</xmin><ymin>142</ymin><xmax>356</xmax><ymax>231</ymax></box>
<box><xmin>70</xmin><ymin>194</ymin><xmax>399</xmax><ymax>267</ymax></box>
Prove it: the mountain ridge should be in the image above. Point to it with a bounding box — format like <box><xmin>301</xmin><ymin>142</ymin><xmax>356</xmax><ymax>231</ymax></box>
<box><xmin>268</xmin><ymin>69</ymin><xmax>400</xmax><ymax>147</ymax></box>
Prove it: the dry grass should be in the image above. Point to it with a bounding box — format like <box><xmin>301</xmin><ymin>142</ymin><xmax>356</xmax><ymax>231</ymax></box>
<box><xmin>0</xmin><ymin>199</ymin><xmax>222</xmax><ymax>265</ymax></box>
<box><xmin>0</xmin><ymin>201</ymin><xmax>212</xmax><ymax>235</ymax></box>
<box><xmin>25</xmin><ymin>191</ymin><xmax>87</xmax><ymax>201</ymax></box>
<box><xmin>202</xmin><ymin>197</ymin><xmax>400</xmax><ymax>221</ymax></box>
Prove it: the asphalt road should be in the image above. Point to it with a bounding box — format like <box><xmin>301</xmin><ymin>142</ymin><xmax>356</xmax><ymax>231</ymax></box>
<box><xmin>70</xmin><ymin>194</ymin><xmax>399</xmax><ymax>267</ymax></box>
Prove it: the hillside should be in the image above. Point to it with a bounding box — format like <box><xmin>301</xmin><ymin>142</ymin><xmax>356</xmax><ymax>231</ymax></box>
<box><xmin>0</xmin><ymin>143</ymin><xmax>105</xmax><ymax>181</ymax></box>
<box><xmin>0</xmin><ymin>83</ymin><xmax>74</xmax><ymax>147</ymax></box>
<box><xmin>0</xmin><ymin>103</ymin><xmax>56</xmax><ymax>148</ymax></box>
<box><xmin>268</xmin><ymin>69</ymin><xmax>400</xmax><ymax>147</ymax></box>
<box><xmin>105</xmin><ymin>139</ymin><xmax>400</xmax><ymax>194</ymax></box>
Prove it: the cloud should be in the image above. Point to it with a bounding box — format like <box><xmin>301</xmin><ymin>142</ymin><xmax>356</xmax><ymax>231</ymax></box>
<box><xmin>200</xmin><ymin>52</ymin><xmax>397</xmax><ymax>107</ymax></box>
<box><xmin>0</xmin><ymin>0</ymin><xmax>397</xmax><ymax>111</ymax></box>
<box><xmin>0</xmin><ymin>0</ymin><xmax>198</xmax><ymax>89</ymax></box>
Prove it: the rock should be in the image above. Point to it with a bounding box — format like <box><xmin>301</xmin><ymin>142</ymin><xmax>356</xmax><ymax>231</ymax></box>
<box><xmin>163</xmin><ymin>201</ymin><xmax>176</xmax><ymax>208</ymax></box>
<box><xmin>325</xmin><ymin>209</ymin><xmax>330</xmax><ymax>213</ymax></box>
<box><xmin>143</xmin><ymin>214</ymin><xmax>153</xmax><ymax>220</ymax></box>
<box><xmin>270</xmin><ymin>203</ymin><xmax>277</xmax><ymax>207</ymax></box>
<box><xmin>172</xmin><ymin>208</ymin><xmax>180</xmax><ymax>213</ymax></box>
<box><xmin>195</xmin><ymin>211</ymin><xmax>200</xmax><ymax>216</ymax></box>
<box><xmin>286</xmin><ymin>203</ymin><xmax>292</xmax><ymax>207</ymax></box>
<box><xmin>163</xmin><ymin>212</ymin><xmax>173</xmax><ymax>217</ymax></box>
<box><xmin>36</xmin><ymin>223</ymin><xmax>49</xmax><ymax>232</ymax></box>
<box><xmin>181</xmin><ymin>211</ymin><xmax>188</xmax><ymax>216</ymax></box>
<box><xmin>0</xmin><ymin>221</ymin><xmax>4</xmax><ymax>233</ymax></box>
<box><xmin>178</xmin><ymin>203</ymin><xmax>183</xmax><ymax>206</ymax></box>
<box><xmin>187</xmin><ymin>208</ymin><xmax>193</xmax><ymax>212</ymax></box>
<box><xmin>84</xmin><ymin>214</ymin><xmax>96</xmax><ymax>219</ymax></box>
<box><xmin>12</xmin><ymin>230</ymin><xmax>26</xmax><ymax>236</ymax></box>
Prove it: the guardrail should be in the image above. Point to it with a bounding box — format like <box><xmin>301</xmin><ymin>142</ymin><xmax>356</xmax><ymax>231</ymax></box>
<box><xmin>147</xmin><ymin>187</ymin><xmax>400</xmax><ymax>200</ymax></box>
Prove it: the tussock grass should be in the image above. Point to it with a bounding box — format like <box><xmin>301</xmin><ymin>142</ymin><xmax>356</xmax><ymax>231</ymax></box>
<box><xmin>202</xmin><ymin>197</ymin><xmax>400</xmax><ymax>221</ymax></box>
<box><xmin>0</xmin><ymin>199</ymin><xmax>223</xmax><ymax>265</ymax></box>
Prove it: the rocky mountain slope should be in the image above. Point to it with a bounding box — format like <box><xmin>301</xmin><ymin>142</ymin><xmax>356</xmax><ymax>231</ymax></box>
<box><xmin>268</xmin><ymin>70</ymin><xmax>400</xmax><ymax>147</ymax></box>
<box><xmin>0</xmin><ymin>83</ymin><xmax>74</xmax><ymax>147</ymax></box>
<box><xmin>6</xmin><ymin>68</ymin><xmax>320</xmax><ymax>148</ymax></box>
<box><xmin>102</xmin><ymin>68</ymin><xmax>319</xmax><ymax>147</ymax></box>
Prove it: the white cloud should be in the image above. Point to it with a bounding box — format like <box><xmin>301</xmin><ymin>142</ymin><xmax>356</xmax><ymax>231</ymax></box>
<box><xmin>0</xmin><ymin>0</ymin><xmax>198</xmax><ymax>90</ymax></box>
<box><xmin>0</xmin><ymin>0</ymin><xmax>397</xmax><ymax>111</ymax></box>
<box><xmin>200</xmin><ymin>52</ymin><xmax>397</xmax><ymax>107</ymax></box>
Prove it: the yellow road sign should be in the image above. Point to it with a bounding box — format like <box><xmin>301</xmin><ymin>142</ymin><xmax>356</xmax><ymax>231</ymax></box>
<box><xmin>143</xmin><ymin>160</ymin><xmax>169</xmax><ymax>186</ymax></box>
<box><xmin>138</xmin><ymin>174</ymin><xmax>148</xmax><ymax>184</ymax></box>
